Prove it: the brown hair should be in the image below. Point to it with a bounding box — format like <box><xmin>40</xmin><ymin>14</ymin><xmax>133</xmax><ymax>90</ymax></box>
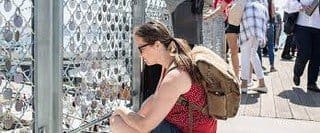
<box><xmin>134</xmin><ymin>21</ymin><xmax>203</xmax><ymax>84</ymax></box>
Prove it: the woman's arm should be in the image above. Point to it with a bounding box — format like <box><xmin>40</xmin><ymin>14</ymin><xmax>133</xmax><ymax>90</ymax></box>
<box><xmin>137</xmin><ymin>95</ymin><xmax>154</xmax><ymax>116</ymax></box>
<box><xmin>203</xmin><ymin>0</ymin><xmax>230</xmax><ymax>20</ymax></box>
<box><xmin>203</xmin><ymin>6</ymin><xmax>222</xmax><ymax>20</ymax></box>
<box><xmin>112</xmin><ymin>69</ymin><xmax>192</xmax><ymax>132</ymax></box>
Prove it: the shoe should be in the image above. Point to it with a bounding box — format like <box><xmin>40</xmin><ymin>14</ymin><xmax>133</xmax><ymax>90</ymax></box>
<box><xmin>270</xmin><ymin>67</ymin><xmax>277</xmax><ymax>72</ymax></box>
<box><xmin>307</xmin><ymin>85</ymin><xmax>320</xmax><ymax>92</ymax></box>
<box><xmin>241</xmin><ymin>80</ymin><xmax>248</xmax><ymax>94</ymax></box>
<box><xmin>247</xmin><ymin>81</ymin><xmax>254</xmax><ymax>87</ymax></box>
<box><xmin>241</xmin><ymin>87</ymin><xmax>248</xmax><ymax>94</ymax></box>
<box><xmin>281</xmin><ymin>55</ymin><xmax>293</xmax><ymax>60</ymax></box>
<box><xmin>252</xmin><ymin>86</ymin><xmax>268</xmax><ymax>93</ymax></box>
<box><xmin>293</xmin><ymin>75</ymin><xmax>300</xmax><ymax>86</ymax></box>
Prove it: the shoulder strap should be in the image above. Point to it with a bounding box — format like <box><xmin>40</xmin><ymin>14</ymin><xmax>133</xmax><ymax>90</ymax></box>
<box><xmin>156</xmin><ymin>62</ymin><xmax>177</xmax><ymax>91</ymax></box>
<box><xmin>167</xmin><ymin>62</ymin><xmax>177</xmax><ymax>73</ymax></box>
<box><xmin>177</xmin><ymin>95</ymin><xmax>208</xmax><ymax>133</ymax></box>
<box><xmin>177</xmin><ymin>96</ymin><xmax>207</xmax><ymax>114</ymax></box>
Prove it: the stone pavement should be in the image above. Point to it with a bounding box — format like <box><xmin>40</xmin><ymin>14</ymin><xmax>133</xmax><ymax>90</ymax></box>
<box><xmin>218</xmin><ymin>50</ymin><xmax>320</xmax><ymax>132</ymax></box>
<box><xmin>218</xmin><ymin>116</ymin><xmax>320</xmax><ymax>133</ymax></box>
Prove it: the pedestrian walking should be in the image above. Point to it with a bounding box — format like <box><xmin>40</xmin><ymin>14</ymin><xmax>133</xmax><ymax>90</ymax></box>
<box><xmin>239</xmin><ymin>0</ymin><xmax>268</xmax><ymax>93</ymax></box>
<box><xmin>284</xmin><ymin>0</ymin><xmax>320</xmax><ymax>92</ymax></box>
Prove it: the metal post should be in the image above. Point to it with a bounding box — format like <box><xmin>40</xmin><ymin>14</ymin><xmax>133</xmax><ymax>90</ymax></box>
<box><xmin>34</xmin><ymin>0</ymin><xmax>63</xmax><ymax>132</ymax></box>
<box><xmin>132</xmin><ymin>0</ymin><xmax>145</xmax><ymax>111</ymax></box>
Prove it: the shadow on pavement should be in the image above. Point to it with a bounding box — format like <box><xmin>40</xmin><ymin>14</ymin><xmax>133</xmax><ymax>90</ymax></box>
<box><xmin>240</xmin><ymin>93</ymin><xmax>260</xmax><ymax>105</ymax></box>
<box><xmin>278</xmin><ymin>87</ymin><xmax>320</xmax><ymax>107</ymax></box>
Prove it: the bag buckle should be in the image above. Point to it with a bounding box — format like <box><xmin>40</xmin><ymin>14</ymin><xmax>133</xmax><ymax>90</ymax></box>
<box><xmin>180</xmin><ymin>99</ymin><xmax>189</xmax><ymax>106</ymax></box>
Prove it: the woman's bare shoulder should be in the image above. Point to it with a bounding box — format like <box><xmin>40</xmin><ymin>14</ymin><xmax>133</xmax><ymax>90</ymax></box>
<box><xmin>159</xmin><ymin>68</ymin><xmax>192</xmax><ymax>94</ymax></box>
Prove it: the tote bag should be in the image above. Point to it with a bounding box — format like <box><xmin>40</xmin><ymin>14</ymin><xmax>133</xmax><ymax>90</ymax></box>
<box><xmin>228</xmin><ymin>0</ymin><xmax>246</xmax><ymax>26</ymax></box>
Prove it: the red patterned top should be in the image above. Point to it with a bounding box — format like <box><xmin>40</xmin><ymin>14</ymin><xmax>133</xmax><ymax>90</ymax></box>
<box><xmin>165</xmin><ymin>84</ymin><xmax>217</xmax><ymax>133</ymax></box>
<box><xmin>212</xmin><ymin>0</ymin><xmax>233</xmax><ymax>9</ymax></box>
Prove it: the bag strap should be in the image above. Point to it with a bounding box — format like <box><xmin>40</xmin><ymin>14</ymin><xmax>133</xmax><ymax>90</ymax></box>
<box><xmin>177</xmin><ymin>96</ymin><xmax>193</xmax><ymax>133</ymax></box>
<box><xmin>177</xmin><ymin>95</ymin><xmax>209</xmax><ymax>133</ymax></box>
<box><xmin>177</xmin><ymin>96</ymin><xmax>207</xmax><ymax>114</ymax></box>
<box><xmin>177</xmin><ymin>77</ymin><xmax>210</xmax><ymax>114</ymax></box>
<box><xmin>188</xmin><ymin>101</ymin><xmax>193</xmax><ymax>133</ymax></box>
<box><xmin>167</xmin><ymin>63</ymin><xmax>177</xmax><ymax>73</ymax></box>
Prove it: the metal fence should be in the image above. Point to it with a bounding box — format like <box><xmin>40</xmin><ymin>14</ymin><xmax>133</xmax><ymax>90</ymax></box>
<box><xmin>144</xmin><ymin>0</ymin><xmax>226</xmax><ymax>59</ymax></box>
<box><xmin>145</xmin><ymin>0</ymin><xmax>172</xmax><ymax>31</ymax></box>
<box><xmin>0</xmin><ymin>0</ymin><xmax>34</xmax><ymax>132</ymax></box>
<box><xmin>61</xmin><ymin>0</ymin><xmax>134</xmax><ymax>132</ymax></box>
<box><xmin>0</xmin><ymin>0</ymin><xmax>225</xmax><ymax>132</ymax></box>
<box><xmin>0</xmin><ymin>0</ymin><xmax>142</xmax><ymax>132</ymax></box>
<box><xmin>203</xmin><ymin>13</ymin><xmax>226</xmax><ymax>59</ymax></box>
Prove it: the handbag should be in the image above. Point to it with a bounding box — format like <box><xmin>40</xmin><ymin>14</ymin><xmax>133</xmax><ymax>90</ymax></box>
<box><xmin>228</xmin><ymin>0</ymin><xmax>246</xmax><ymax>26</ymax></box>
<box><xmin>283</xmin><ymin>0</ymin><xmax>300</xmax><ymax>35</ymax></box>
<box><xmin>191</xmin><ymin>0</ymin><xmax>204</xmax><ymax>14</ymax></box>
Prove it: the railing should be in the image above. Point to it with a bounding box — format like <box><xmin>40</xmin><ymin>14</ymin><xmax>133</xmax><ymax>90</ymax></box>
<box><xmin>0</xmin><ymin>0</ymin><xmax>225</xmax><ymax>132</ymax></box>
<box><xmin>0</xmin><ymin>0</ymin><xmax>34</xmax><ymax>132</ymax></box>
<box><xmin>61</xmin><ymin>0</ymin><xmax>136</xmax><ymax>132</ymax></box>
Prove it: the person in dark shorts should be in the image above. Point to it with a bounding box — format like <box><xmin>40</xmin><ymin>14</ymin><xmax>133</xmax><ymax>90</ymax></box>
<box><xmin>225</xmin><ymin>0</ymin><xmax>245</xmax><ymax>79</ymax></box>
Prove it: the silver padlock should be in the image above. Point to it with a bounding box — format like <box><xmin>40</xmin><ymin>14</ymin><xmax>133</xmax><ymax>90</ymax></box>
<box><xmin>3</xmin><ymin>87</ymin><xmax>13</xmax><ymax>99</ymax></box>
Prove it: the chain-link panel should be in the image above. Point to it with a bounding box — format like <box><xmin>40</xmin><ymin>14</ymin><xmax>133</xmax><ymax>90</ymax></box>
<box><xmin>145</xmin><ymin>0</ymin><xmax>172</xmax><ymax>32</ymax></box>
<box><xmin>202</xmin><ymin>14</ymin><xmax>226</xmax><ymax>59</ymax></box>
<box><xmin>0</xmin><ymin>0</ymin><xmax>34</xmax><ymax>132</ymax></box>
<box><xmin>145</xmin><ymin>0</ymin><xmax>226</xmax><ymax>59</ymax></box>
<box><xmin>62</xmin><ymin>0</ymin><xmax>133</xmax><ymax>132</ymax></box>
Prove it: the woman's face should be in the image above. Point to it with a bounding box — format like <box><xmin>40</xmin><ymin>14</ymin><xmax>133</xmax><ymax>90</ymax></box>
<box><xmin>134</xmin><ymin>35</ymin><xmax>158</xmax><ymax>65</ymax></box>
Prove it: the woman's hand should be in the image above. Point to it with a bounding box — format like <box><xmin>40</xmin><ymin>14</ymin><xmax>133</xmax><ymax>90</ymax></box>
<box><xmin>112</xmin><ymin>106</ymin><xmax>131</xmax><ymax>117</ymax></box>
<box><xmin>203</xmin><ymin>6</ymin><xmax>221</xmax><ymax>20</ymax></box>
<box><xmin>301</xmin><ymin>4</ymin><xmax>311</xmax><ymax>11</ymax></box>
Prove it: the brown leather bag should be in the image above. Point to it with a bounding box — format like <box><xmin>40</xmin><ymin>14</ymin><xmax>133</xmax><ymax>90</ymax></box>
<box><xmin>178</xmin><ymin>46</ymin><xmax>240</xmax><ymax>121</ymax></box>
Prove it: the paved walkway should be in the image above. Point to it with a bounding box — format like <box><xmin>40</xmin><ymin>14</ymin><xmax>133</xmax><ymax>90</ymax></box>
<box><xmin>218</xmin><ymin>50</ymin><xmax>320</xmax><ymax>132</ymax></box>
<box><xmin>218</xmin><ymin>116</ymin><xmax>320</xmax><ymax>133</ymax></box>
<box><xmin>239</xmin><ymin>50</ymin><xmax>320</xmax><ymax>121</ymax></box>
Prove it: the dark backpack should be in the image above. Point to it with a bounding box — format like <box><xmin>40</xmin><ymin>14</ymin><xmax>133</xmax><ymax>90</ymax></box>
<box><xmin>191</xmin><ymin>0</ymin><xmax>204</xmax><ymax>14</ymax></box>
<box><xmin>283</xmin><ymin>11</ymin><xmax>299</xmax><ymax>34</ymax></box>
<box><xmin>178</xmin><ymin>46</ymin><xmax>241</xmax><ymax>120</ymax></box>
<box><xmin>283</xmin><ymin>0</ymin><xmax>300</xmax><ymax>34</ymax></box>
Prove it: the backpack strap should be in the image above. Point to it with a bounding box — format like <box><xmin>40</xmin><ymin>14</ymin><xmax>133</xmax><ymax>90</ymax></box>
<box><xmin>177</xmin><ymin>96</ymin><xmax>208</xmax><ymax>133</ymax></box>
<box><xmin>178</xmin><ymin>96</ymin><xmax>207</xmax><ymax>114</ymax></box>
<box><xmin>164</xmin><ymin>60</ymin><xmax>177</xmax><ymax>73</ymax></box>
<box><xmin>176</xmin><ymin>78</ymin><xmax>214</xmax><ymax>133</ymax></box>
<box><xmin>158</xmin><ymin>62</ymin><xmax>177</xmax><ymax>88</ymax></box>
<box><xmin>188</xmin><ymin>101</ymin><xmax>193</xmax><ymax>133</ymax></box>
<box><xmin>177</xmin><ymin>96</ymin><xmax>193</xmax><ymax>133</ymax></box>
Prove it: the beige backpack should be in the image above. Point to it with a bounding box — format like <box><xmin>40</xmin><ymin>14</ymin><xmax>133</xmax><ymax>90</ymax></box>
<box><xmin>178</xmin><ymin>46</ymin><xmax>240</xmax><ymax>120</ymax></box>
<box><xmin>228</xmin><ymin>0</ymin><xmax>246</xmax><ymax>26</ymax></box>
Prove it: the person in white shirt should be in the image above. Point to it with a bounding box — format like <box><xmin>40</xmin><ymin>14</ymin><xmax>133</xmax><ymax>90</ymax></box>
<box><xmin>284</xmin><ymin>0</ymin><xmax>320</xmax><ymax>92</ymax></box>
